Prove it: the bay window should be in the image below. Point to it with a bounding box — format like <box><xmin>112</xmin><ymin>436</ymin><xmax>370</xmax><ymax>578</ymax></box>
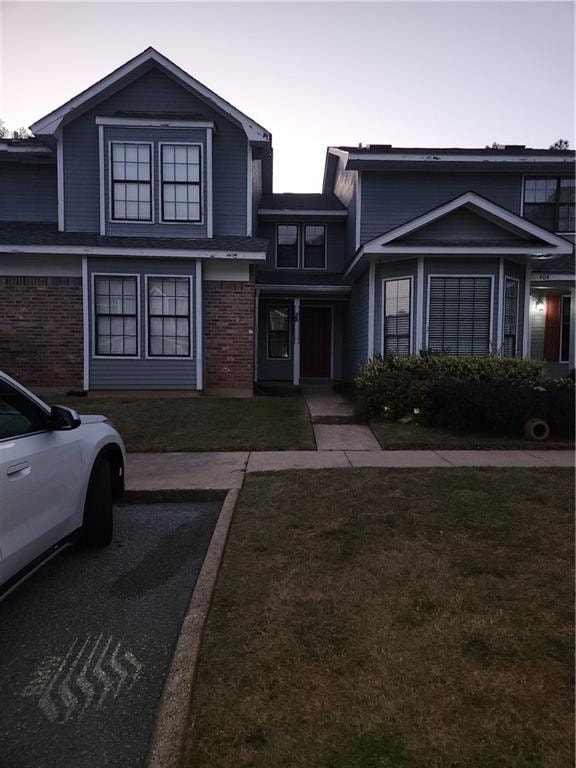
<box><xmin>383</xmin><ymin>278</ymin><xmax>412</xmax><ymax>355</ymax></box>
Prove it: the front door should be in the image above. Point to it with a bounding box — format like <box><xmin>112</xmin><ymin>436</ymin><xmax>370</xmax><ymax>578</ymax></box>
<box><xmin>300</xmin><ymin>306</ymin><xmax>332</xmax><ymax>378</ymax></box>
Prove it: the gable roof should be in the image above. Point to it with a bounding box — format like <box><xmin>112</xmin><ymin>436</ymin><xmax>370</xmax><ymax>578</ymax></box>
<box><xmin>30</xmin><ymin>47</ymin><xmax>270</xmax><ymax>143</ymax></box>
<box><xmin>344</xmin><ymin>192</ymin><xmax>574</xmax><ymax>277</ymax></box>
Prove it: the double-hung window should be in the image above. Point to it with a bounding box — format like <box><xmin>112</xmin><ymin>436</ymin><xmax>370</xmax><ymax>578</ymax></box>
<box><xmin>111</xmin><ymin>143</ymin><xmax>152</xmax><ymax>221</ymax></box>
<box><xmin>428</xmin><ymin>276</ymin><xmax>492</xmax><ymax>356</ymax></box>
<box><xmin>161</xmin><ymin>145</ymin><xmax>201</xmax><ymax>222</ymax></box>
<box><xmin>503</xmin><ymin>278</ymin><xmax>519</xmax><ymax>357</ymax></box>
<box><xmin>268</xmin><ymin>306</ymin><xmax>291</xmax><ymax>359</ymax></box>
<box><xmin>147</xmin><ymin>277</ymin><xmax>191</xmax><ymax>357</ymax></box>
<box><xmin>523</xmin><ymin>177</ymin><xmax>575</xmax><ymax>233</ymax></box>
<box><xmin>303</xmin><ymin>225</ymin><xmax>326</xmax><ymax>269</ymax></box>
<box><xmin>383</xmin><ymin>278</ymin><xmax>412</xmax><ymax>355</ymax></box>
<box><xmin>276</xmin><ymin>225</ymin><xmax>299</xmax><ymax>268</ymax></box>
<box><xmin>94</xmin><ymin>276</ymin><xmax>138</xmax><ymax>356</ymax></box>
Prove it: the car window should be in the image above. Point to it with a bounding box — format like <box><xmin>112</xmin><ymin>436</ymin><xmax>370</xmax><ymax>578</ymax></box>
<box><xmin>0</xmin><ymin>379</ymin><xmax>49</xmax><ymax>440</ymax></box>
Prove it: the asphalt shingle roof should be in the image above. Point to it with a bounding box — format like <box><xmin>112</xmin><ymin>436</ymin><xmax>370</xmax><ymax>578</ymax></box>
<box><xmin>0</xmin><ymin>222</ymin><xmax>267</xmax><ymax>252</ymax></box>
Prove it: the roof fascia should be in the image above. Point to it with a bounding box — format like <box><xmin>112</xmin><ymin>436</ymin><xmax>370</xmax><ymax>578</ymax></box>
<box><xmin>0</xmin><ymin>244</ymin><xmax>267</xmax><ymax>260</ymax></box>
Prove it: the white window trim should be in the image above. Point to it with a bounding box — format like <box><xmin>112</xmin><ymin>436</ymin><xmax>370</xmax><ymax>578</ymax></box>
<box><xmin>144</xmin><ymin>274</ymin><xmax>194</xmax><ymax>361</ymax></box>
<box><xmin>108</xmin><ymin>141</ymin><xmax>155</xmax><ymax>225</ymax></box>
<box><xmin>91</xmin><ymin>272</ymin><xmax>141</xmax><ymax>359</ymax></box>
<box><xmin>503</xmin><ymin>276</ymin><xmax>520</xmax><ymax>357</ymax></box>
<box><xmin>266</xmin><ymin>303</ymin><xmax>292</xmax><ymax>361</ymax></box>
<box><xmin>158</xmin><ymin>142</ymin><xmax>204</xmax><ymax>226</ymax></box>
<box><xmin>275</xmin><ymin>224</ymin><xmax>300</xmax><ymax>270</ymax></box>
<box><xmin>302</xmin><ymin>224</ymin><xmax>327</xmax><ymax>270</ymax></box>
<box><xmin>381</xmin><ymin>275</ymin><xmax>414</xmax><ymax>356</ymax></box>
<box><xmin>560</xmin><ymin>293</ymin><xmax>572</xmax><ymax>363</ymax></box>
<box><xmin>521</xmin><ymin>174</ymin><xmax>575</xmax><ymax>235</ymax></box>
<box><xmin>425</xmin><ymin>273</ymin><xmax>495</xmax><ymax>355</ymax></box>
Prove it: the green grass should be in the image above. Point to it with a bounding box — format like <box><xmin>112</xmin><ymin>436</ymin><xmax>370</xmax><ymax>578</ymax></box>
<box><xmin>370</xmin><ymin>419</ymin><xmax>574</xmax><ymax>450</ymax></box>
<box><xmin>39</xmin><ymin>393</ymin><xmax>315</xmax><ymax>452</ymax></box>
<box><xmin>184</xmin><ymin>468</ymin><xmax>574</xmax><ymax>768</ymax></box>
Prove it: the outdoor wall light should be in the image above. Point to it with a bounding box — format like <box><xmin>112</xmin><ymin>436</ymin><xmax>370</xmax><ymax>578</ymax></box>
<box><xmin>535</xmin><ymin>297</ymin><xmax>545</xmax><ymax>312</ymax></box>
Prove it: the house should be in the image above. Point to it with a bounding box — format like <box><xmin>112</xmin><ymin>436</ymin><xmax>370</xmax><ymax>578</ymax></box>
<box><xmin>0</xmin><ymin>48</ymin><xmax>574</xmax><ymax>395</ymax></box>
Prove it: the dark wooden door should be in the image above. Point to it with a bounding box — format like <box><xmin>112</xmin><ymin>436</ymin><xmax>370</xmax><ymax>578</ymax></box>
<box><xmin>300</xmin><ymin>307</ymin><xmax>331</xmax><ymax>378</ymax></box>
<box><xmin>544</xmin><ymin>295</ymin><xmax>561</xmax><ymax>362</ymax></box>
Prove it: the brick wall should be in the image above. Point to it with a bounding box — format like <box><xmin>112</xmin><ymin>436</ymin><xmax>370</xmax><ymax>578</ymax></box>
<box><xmin>0</xmin><ymin>276</ymin><xmax>83</xmax><ymax>388</ymax></box>
<box><xmin>204</xmin><ymin>274</ymin><xmax>255</xmax><ymax>390</ymax></box>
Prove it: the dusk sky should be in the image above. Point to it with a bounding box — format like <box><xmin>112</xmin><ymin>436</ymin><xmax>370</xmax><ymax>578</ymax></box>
<box><xmin>0</xmin><ymin>1</ymin><xmax>574</xmax><ymax>192</ymax></box>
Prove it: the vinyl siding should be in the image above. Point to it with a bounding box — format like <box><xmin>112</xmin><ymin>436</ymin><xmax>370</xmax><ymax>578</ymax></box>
<box><xmin>332</xmin><ymin>154</ymin><xmax>358</xmax><ymax>256</ymax></box>
<box><xmin>400</xmin><ymin>208</ymin><xmax>530</xmax><ymax>243</ymax></box>
<box><xmin>63</xmin><ymin>66</ymin><xmax>248</xmax><ymax>236</ymax></box>
<box><xmin>0</xmin><ymin>162</ymin><xmax>57</xmax><ymax>222</ymax></box>
<box><xmin>360</xmin><ymin>171</ymin><xmax>523</xmax><ymax>244</ymax></box>
<box><xmin>88</xmin><ymin>257</ymin><xmax>197</xmax><ymax>389</ymax></box>
<box><xmin>344</xmin><ymin>267</ymin><xmax>369</xmax><ymax>380</ymax></box>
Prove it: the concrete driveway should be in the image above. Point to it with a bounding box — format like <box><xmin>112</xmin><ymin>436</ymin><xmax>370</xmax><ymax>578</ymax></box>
<box><xmin>0</xmin><ymin>500</ymin><xmax>221</xmax><ymax>768</ymax></box>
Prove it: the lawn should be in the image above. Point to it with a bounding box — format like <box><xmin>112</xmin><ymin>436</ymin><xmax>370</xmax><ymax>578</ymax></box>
<box><xmin>39</xmin><ymin>393</ymin><xmax>315</xmax><ymax>452</ymax></box>
<box><xmin>370</xmin><ymin>419</ymin><xmax>574</xmax><ymax>451</ymax></box>
<box><xmin>184</xmin><ymin>468</ymin><xmax>574</xmax><ymax>768</ymax></box>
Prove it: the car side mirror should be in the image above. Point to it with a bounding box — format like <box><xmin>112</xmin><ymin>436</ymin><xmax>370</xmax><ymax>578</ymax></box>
<box><xmin>49</xmin><ymin>405</ymin><xmax>82</xmax><ymax>431</ymax></box>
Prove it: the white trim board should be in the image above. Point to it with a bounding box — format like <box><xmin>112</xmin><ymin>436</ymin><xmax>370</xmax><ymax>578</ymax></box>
<box><xmin>0</xmin><ymin>245</ymin><xmax>267</xmax><ymax>260</ymax></box>
<box><xmin>30</xmin><ymin>47</ymin><xmax>270</xmax><ymax>143</ymax></box>
<box><xmin>96</xmin><ymin>117</ymin><xmax>215</xmax><ymax>129</ymax></box>
<box><xmin>257</xmin><ymin>209</ymin><xmax>347</xmax><ymax>217</ymax></box>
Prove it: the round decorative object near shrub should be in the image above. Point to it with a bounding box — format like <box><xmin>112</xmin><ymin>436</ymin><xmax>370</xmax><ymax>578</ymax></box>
<box><xmin>524</xmin><ymin>418</ymin><xmax>550</xmax><ymax>441</ymax></box>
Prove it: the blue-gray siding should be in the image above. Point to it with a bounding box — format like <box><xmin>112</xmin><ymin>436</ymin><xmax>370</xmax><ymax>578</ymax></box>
<box><xmin>63</xmin><ymin>67</ymin><xmax>247</xmax><ymax>236</ymax></box>
<box><xmin>400</xmin><ymin>207</ymin><xmax>531</xmax><ymax>243</ymax></box>
<box><xmin>0</xmin><ymin>162</ymin><xmax>57</xmax><ymax>222</ymax></box>
<box><xmin>360</xmin><ymin>171</ymin><xmax>523</xmax><ymax>244</ymax></box>
<box><xmin>344</xmin><ymin>268</ymin><xmax>369</xmax><ymax>380</ymax></box>
<box><xmin>87</xmin><ymin>257</ymin><xmax>197</xmax><ymax>389</ymax></box>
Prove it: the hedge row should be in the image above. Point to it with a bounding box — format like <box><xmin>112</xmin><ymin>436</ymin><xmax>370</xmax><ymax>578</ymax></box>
<box><xmin>354</xmin><ymin>354</ymin><xmax>574</xmax><ymax>438</ymax></box>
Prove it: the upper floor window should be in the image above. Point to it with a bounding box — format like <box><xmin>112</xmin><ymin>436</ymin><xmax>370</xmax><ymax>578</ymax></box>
<box><xmin>303</xmin><ymin>225</ymin><xmax>326</xmax><ymax>269</ymax></box>
<box><xmin>523</xmin><ymin>177</ymin><xmax>575</xmax><ymax>233</ymax></box>
<box><xmin>111</xmin><ymin>143</ymin><xmax>152</xmax><ymax>221</ymax></box>
<box><xmin>276</xmin><ymin>224</ymin><xmax>327</xmax><ymax>269</ymax></box>
<box><xmin>276</xmin><ymin>225</ymin><xmax>299</xmax><ymax>268</ymax></box>
<box><xmin>161</xmin><ymin>144</ymin><xmax>201</xmax><ymax>223</ymax></box>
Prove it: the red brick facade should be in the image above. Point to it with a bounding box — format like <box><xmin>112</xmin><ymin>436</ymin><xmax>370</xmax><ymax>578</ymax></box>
<box><xmin>0</xmin><ymin>276</ymin><xmax>83</xmax><ymax>389</ymax></box>
<box><xmin>203</xmin><ymin>275</ymin><xmax>255</xmax><ymax>390</ymax></box>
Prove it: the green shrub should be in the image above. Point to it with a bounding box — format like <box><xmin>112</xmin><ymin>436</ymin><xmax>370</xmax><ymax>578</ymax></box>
<box><xmin>354</xmin><ymin>354</ymin><xmax>545</xmax><ymax>421</ymax></box>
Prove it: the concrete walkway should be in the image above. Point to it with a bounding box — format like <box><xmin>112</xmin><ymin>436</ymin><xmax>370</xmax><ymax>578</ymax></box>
<box><xmin>302</xmin><ymin>383</ymin><xmax>381</xmax><ymax>451</ymax></box>
<box><xmin>126</xmin><ymin>449</ymin><xmax>574</xmax><ymax>491</ymax></box>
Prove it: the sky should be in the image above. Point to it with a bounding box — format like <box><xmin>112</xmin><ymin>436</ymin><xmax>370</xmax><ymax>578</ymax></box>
<box><xmin>0</xmin><ymin>0</ymin><xmax>574</xmax><ymax>192</ymax></box>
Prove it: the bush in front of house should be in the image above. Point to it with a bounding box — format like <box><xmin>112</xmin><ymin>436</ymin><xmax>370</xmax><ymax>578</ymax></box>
<box><xmin>353</xmin><ymin>354</ymin><xmax>545</xmax><ymax>421</ymax></box>
<box><xmin>425</xmin><ymin>378</ymin><xmax>575</xmax><ymax>438</ymax></box>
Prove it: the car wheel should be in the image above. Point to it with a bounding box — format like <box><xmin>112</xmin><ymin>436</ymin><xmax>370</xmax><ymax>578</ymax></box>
<box><xmin>80</xmin><ymin>458</ymin><xmax>113</xmax><ymax>547</ymax></box>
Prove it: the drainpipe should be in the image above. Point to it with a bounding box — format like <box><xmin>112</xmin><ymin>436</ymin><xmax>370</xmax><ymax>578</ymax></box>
<box><xmin>293</xmin><ymin>298</ymin><xmax>300</xmax><ymax>386</ymax></box>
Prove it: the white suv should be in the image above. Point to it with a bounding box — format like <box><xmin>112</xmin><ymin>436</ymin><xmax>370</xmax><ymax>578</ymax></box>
<box><xmin>0</xmin><ymin>371</ymin><xmax>126</xmax><ymax>598</ymax></box>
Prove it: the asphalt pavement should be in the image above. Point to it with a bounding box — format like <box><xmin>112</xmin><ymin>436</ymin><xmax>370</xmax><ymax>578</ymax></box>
<box><xmin>0</xmin><ymin>500</ymin><xmax>221</xmax><ymax>768</ymax></box>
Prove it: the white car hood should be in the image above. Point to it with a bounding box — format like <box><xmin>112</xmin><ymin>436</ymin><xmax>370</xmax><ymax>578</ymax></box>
<box><xmin>79</xmin><ymin>414</ymin><xmax>108</xmax><ymax>424</ymax></box>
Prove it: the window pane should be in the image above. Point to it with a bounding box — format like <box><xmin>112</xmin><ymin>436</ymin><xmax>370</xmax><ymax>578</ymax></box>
<box><xmin>111</xmin><ymin>145</ymin><xmax>151</xmax><ymax>221</ymax></box>
<box><xmin>384</xmin><ymin>279</ymin><xmax>411</xmax><ymax>356</ymax></box>
<box><xmin>523</xmin><ymin>204</ymin><xmax>555</xmax><ymax>230</ymax></box>
<box><xmin>503</xmin><ymin>278</ymin><xmax>518</xmax><ymax>357</ymax></box>
<box><xmin>268</xmin><ymin>306</ymin><xmax>290</xmax><ymax>359</ymax></box>
<box><xmin>277</xmin><ymin>225</ymin><xmax>299</xmax><ymax>268</ymax></box>
<box><xmin>304</xmin><ymin>225</ymin><xmax>326</xmax><ymax>268</ymax></box>
<box><xmin>147</xmin><ymin>277</ymin><xmax>191</xmax><ymax>357</ymax></box>
<box><xmin>161</xmin><ymin>145</ymin><xmax>201</xmax><ymax>222</ymax></box>
<box><xmin>94</xmin><ymin>276</ymin><xmax>138</xmax><ymax>356</ymax></box>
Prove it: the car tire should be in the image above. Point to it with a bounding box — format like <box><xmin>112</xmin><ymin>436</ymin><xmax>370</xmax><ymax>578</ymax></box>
<box><xmin>80</xmin><ymin>458</ymin><xmax>113</xmax><ymax>547</ymax></box>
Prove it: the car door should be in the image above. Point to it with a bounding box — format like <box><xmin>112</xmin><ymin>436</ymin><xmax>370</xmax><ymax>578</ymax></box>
<box><xmin>0</xmin><ymin>378</ymin><xmax>84</xmax><ymax>586</ymax></box>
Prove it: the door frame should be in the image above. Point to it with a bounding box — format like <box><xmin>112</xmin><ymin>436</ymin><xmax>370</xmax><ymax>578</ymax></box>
<box><xmin>297</xmin><ymin>302</ymin><xmax>334</xmax><ymax>381</ymax></box>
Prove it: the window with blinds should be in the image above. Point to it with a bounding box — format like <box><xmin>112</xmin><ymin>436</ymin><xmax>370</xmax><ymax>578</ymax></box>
<box><xmin>383</xmin><ymin>278</ymin><xmax>411</xmax><ymax>355</ymax></box>
<box><xmin>503</xmin><ymin>278</ymin><xmax>519</xmax><ymax>357</ymax></box>
<box><xmin>428</xmin><ymin>276</ymin><xmax>491</xmax><ymax>356</ymax></box>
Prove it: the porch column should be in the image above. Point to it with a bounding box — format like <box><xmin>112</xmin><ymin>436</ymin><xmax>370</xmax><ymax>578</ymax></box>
<box><xmin>293</xmin><ymin>298</ymin><xmax>300</xmax><ymax>386</ymax></box>
<box><xmin>569</xmin><ymin>288</ymin><xmax>576</xmax><ymax>370</ymax></box>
